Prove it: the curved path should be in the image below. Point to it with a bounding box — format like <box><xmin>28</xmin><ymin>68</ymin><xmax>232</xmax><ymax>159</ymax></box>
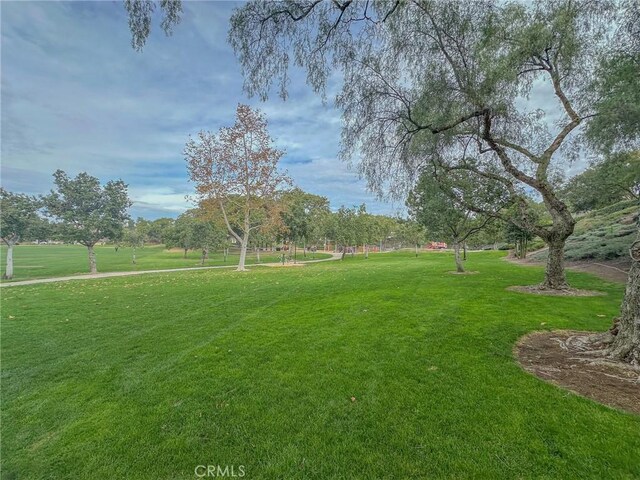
<box><xmin>0</xmin><ymin>252</ymin><xmax>343</xmax><ymax>288</ymax></box>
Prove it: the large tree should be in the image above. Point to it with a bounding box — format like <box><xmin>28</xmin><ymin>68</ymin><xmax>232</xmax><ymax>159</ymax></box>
<box><xmin>191</xmin><ymin>212</ymin><xmax>228</xmax><ymax>266</ymax></box>
<box><xmin>163</xmin><ymin>212</ymin><xmax>197</xmax><ymax>259</ymax></box>
<box><xmin>225</xmin><ymin>0</ymin><xmax>630</xmax><ymax>290</ymax></box>
<box><xmin>43</xmin><ymin>170</ymin><xmax>131</xmax><ymax>274</ymax></box>
<box><xmin>280</xmin><ymin>188</ymin><xmax>330</xmax><ymax>259</ymax></box>
<box><xmin>123</xmin><ymin>219</ymin><xmax>144</xmax><ymax>264</ymax></box>
<box><xmin>586</xmin><ymin>2</ymin><xmax>640</xmax><ymax>365</ymax></box>
<box><xmin>332</xmin><ymin>206</ymin><xmax>358</xmax><ymax>260</ymax></box>
<box><xmin>0</xmin><ymin>189</ymin><xmax>42</xmax><ymax>280</ymax></box>
<box><xmin>185</xmin><ymin>104</ymin><xmax>291</xmax><ymax>271</ymax></box>
<box><xmin>408</xmin><ymin>172</ymin><xmax>493</xmax><ymax>273</ymax></box>
<box><xmin>398</xmin><ymin>220</ymin><xmax>428</xmax><ymax>258</ymax></box>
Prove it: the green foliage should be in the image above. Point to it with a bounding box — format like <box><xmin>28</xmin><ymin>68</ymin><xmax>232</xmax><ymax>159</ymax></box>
<box><xmin>562</xmin><ymin>151</ymin><xmax>640</xmax><ymax>212</ymax></box>
<box><xmin>145</xmin><ymin>217</ymin><xmax>174</xmax><ymax>244</ymax></box>
<box><xmin>531</xmin><ymin>201</ymin><xmax>638</xmax><ymax>262</ymax></box>
<box><xmin>43</xmin><ymin>170</ymin><xmax>131</xmax><ymax>247</ymax></box>
<box><xmin>397</xmin><ymin>220</ymin><xmax>428</xmax><ymax>248</ymax></box>
<box><xmin>586</xmin><ymin>54</ymin><xmax>640</xmax><ymax>152</ymax></box>
<box><xmin>586</xmin><ymin>1</ymin><xmax>640</xmax><ymax>152</ymax></box>
<box><xmin>162</xmin><ymin>213</ymin><xmax>196</xmax><ymax>252</ymax></box>
<box><xmin>2</xmin><ymin>253</ymin><xmax>637</xmax><ymax>478</ymax></box>
<box><xmin>407</xmin><ymin>172</ymin><xmax>492</xmax><ymax>244</ymax></box>
<box><xmin>279</xmin><ymin>188</ymin><xmax>330</xmax><ymax>244</ymax></box>
<box><xmin>0</xmin><ymin>189</ymin><xmax>43</xmax><ymax>246</ymax></box>
<box><xmin>124</xmin><ymin>0</ymin><xmax>182</xmax><ymax>51</ymax></box>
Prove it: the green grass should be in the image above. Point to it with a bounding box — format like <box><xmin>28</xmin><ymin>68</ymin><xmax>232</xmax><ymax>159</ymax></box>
<box><xmin>0</xmin><ymin>244</ymin><xmax>330</xmax><ymax>282</ymax></box>
<box><xmin>2</xmin><ymin>251</ymin><xmax>638</xmax><ymax>479</ymax></box>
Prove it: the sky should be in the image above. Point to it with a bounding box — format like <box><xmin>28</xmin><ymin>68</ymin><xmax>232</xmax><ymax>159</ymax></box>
<box><xmin>1</xmin><ymin>1</ymin><xmax>592</xmax><ymax>220</ymax></box>
<box><xmin>1</xmin><ymin>1</ymin><xmax>402</xmax><ymax>219</ymax></box>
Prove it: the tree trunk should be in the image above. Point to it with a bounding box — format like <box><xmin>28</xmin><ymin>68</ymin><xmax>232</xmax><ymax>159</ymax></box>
<box><xmin>237</xmin><ymin>233</ymin><xmax>249</xmax><ymax>271</ymax></box>
<box><xmin>607</xmin><ymin>239</ymin><xmax>640</xmax><ymax>365</ymax></box>
<box><xmin>542</xmin><ymin>241</ymin><xmax>568</xmax><ymax>289</ymax></box>
<box><xmin>415</xmin><ymin>243</ymin><xmax>418</xmax><ymax>257</ymax></box>
<box><xmin>453</xmin><ymin>241</ymin><xmax>464</xmax><ymax>273</ymax></box>
<box><xmin>87</xmin><ymin>245</ymin><xmax>97</xmax><ymax>274</ymax></box>
<box><xmin>341</xmin><ymin>246</ymin><xmax>346</xmax><ymax>260</ymax></box>
<box><xmin>3</xmin><ymin>243</ymin><xmax>14</xmax><ymax>280</ymax></box>
<box><xmin>256</xmin><ymin>246</ymin><xmax>261</xmax><ymax>264</ymax></box>
<box><xmin>224</xmin><ymin>247</ymin><xmax>228</xmax><ymax>262</ymax></box>
<box><xmin>463</xmin><ymin>241</ymin><xmax>467</xmax><ymax>260</ymax></box>
<box><xmin>201</xmin><ymin>248</ymin><xmax>208</xmax><ymax>266</ymax></box>
<box><xmin>303</xmin><ymin>238</ymin><xmax>306</xmax><ymax>258</ymax></box>
<box><xmin>132</xmin><ymin>246</ymin><xmax>137</xmax><ymax>265</ymax></box>
<box><xmin>365</xmin><ymin>244</ymin><xmax>369</xmax><ymax>259</ymax></box>
<box><xmin>183</xmin><ymin>248</ymin><xmax>188</xmax><ymax>259</ymax></box>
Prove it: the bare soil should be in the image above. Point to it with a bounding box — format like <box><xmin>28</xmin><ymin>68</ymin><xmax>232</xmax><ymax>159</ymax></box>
<box><xmin>515</xmin><ymin>330</ymin><xmax>640</xmax><ymax>415</ymax></box>
<box><xmin>506</xmin><ymin>285</ymin><xmax>605</xmax><ymax>297</ymax></box>
<box><xmin>504</xmin><ymin>253</ymin><xmax>630</xmax><ymax>284</ymax></box>
<box><xmin>566</xmin><ymin>258</ymin><xmax>631</xmax><ymax>284</ymax></box>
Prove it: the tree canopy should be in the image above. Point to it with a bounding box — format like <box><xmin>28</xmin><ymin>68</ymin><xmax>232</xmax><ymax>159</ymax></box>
<box><xmin>0</xmin><ymin>189</ymin><xmax>43</xmax><ymax>279</ymax></box>
<box><xmin>227</xmin><ymin>0</ymin><xmax>635</xmax><ymax>290</ymax></box>
<box><xmin>407</xmin><ymin>171</ymin><xmax>492</xmax><ymax>272</ymax></box>
<box><xmin>185</xmin><ymin>104</ymin><xmax>291</xmax><ymax>271</ymax></box>
<box><xmin>43</xmin><ymin>170</ymin><xmax>131</xmax><ymax>273</ymax></box>
<box><xmin>562</xmin><ymin>151</ymin><xmax>640</xmax><ymax>212</ymax></box>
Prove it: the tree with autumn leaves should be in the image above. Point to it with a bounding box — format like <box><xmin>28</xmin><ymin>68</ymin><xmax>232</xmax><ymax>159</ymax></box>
<box><xmin>185</xmin><ymin>104</ymin><xmax>291</xmax><ymax>271</ymax></box>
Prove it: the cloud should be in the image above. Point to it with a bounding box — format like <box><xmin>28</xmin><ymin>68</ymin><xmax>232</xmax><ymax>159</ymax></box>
<box><xmin>1</xmin><ymin>1</ymin><xmax>588</xmax><ymax>221</ymax></box>
<box><xmin>0</xmin><ymin>1</ymin><xmax>396</xmax><ymax>219</ymax></box>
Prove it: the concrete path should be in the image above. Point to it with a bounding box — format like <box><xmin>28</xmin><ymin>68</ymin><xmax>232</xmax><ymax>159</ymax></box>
<box><xmin>0</xmin><ymin>252</ymin><xmax>343</xmax><ymax>288</ymax></box>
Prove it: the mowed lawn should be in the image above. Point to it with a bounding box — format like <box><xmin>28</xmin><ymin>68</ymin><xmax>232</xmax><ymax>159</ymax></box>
<box><xmin>0</xmin><ymin>244</ymin><xmax>330</xmax><ymax>282</ymax></box>
<box><xmin>1</xmin><ymin>252</ymin><xmax>638</xmax><ymax>479</ymax></box>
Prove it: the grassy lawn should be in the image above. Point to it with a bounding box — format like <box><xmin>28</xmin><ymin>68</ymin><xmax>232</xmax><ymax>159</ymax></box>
<box><xmin>0</xmin><ymin>244</ymin><xmax>330</xmax><ymax>282</ymax></box>
<box><xmin>1</xmin><ymin>251</ymin><xmax>638</xmax><ymax>479</ymax></box>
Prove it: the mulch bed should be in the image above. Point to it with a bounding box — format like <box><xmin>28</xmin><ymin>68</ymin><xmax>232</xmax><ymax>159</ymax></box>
<box><xmin>515</xmin><ymin>330</ymin><xmax>640</xmax><ymax>415</ymax></box>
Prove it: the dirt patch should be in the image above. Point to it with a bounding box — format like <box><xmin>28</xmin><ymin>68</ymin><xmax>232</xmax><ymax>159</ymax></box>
<box><xmin>515</xmin><ymin>330</ymin><xmax>640</xmax><ymax>415</ymax></box>
<box><xmin>566</xmin><ymin>259</ymin><xmax>630</xmax><ymax>284</ymax></box>
<box><xmin>504</xmin><ymin>254</ymin><xmax>630</xmax><ymax>284</ymax></box>
<box><xmin>447</xmin><ymin>271</ymin><xmax>479</xmax><ymax>275</ymax></box>
<box><xmin>507</xmin><ymin>285</ymin><xmax>605</xmax><ymax>297</ymax></box>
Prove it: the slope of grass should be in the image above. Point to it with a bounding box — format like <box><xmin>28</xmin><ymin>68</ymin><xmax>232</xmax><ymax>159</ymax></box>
<box><xmin>1</xmin><ymin>252</ymin><xmax>638</xmax><ymax>479</ymax></box>
<box><xmin>531</xmin><ymin>200</ymin><xmax>638</xmax><ymax>262</ymax></box>
<box><xmin>0</xmin><ymin>244</ymin><xmax>330</xmax><ymax>282</ymax></box>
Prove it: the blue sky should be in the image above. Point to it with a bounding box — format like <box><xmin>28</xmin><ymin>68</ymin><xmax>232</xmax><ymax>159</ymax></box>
<box><xmin>1</xmin><ymin>1</ymin><xmax>401</xmax><ymax>219</ymax></box>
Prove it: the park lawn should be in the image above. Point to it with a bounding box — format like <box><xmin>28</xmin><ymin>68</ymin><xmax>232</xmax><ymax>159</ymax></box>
<box><xmin>1</xmin><ymin>251</ymin><xmax>638</xmax><ymax>479</ymax></box>
<box><xmin>0</xmin><ymin>244</ymin><xmax>330</xmax><ymax>282</ymax></box>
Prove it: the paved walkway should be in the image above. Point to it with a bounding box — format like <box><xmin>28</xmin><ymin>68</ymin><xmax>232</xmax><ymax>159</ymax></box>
<box><xmin>0</xmin><ymin>252</ymin><xmax>343</xmax><ymax>288</ymax></box>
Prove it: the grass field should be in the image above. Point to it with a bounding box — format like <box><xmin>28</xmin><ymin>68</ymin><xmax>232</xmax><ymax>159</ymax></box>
<box><xmin>1</xmin><ymin>251</ymin><xmax>638</xmax><ymax>479</ymax></box>
<box><xmin>0</xmin><ymin>244</ymin><xmax>330</xmax><ymax>282</ymax></box>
